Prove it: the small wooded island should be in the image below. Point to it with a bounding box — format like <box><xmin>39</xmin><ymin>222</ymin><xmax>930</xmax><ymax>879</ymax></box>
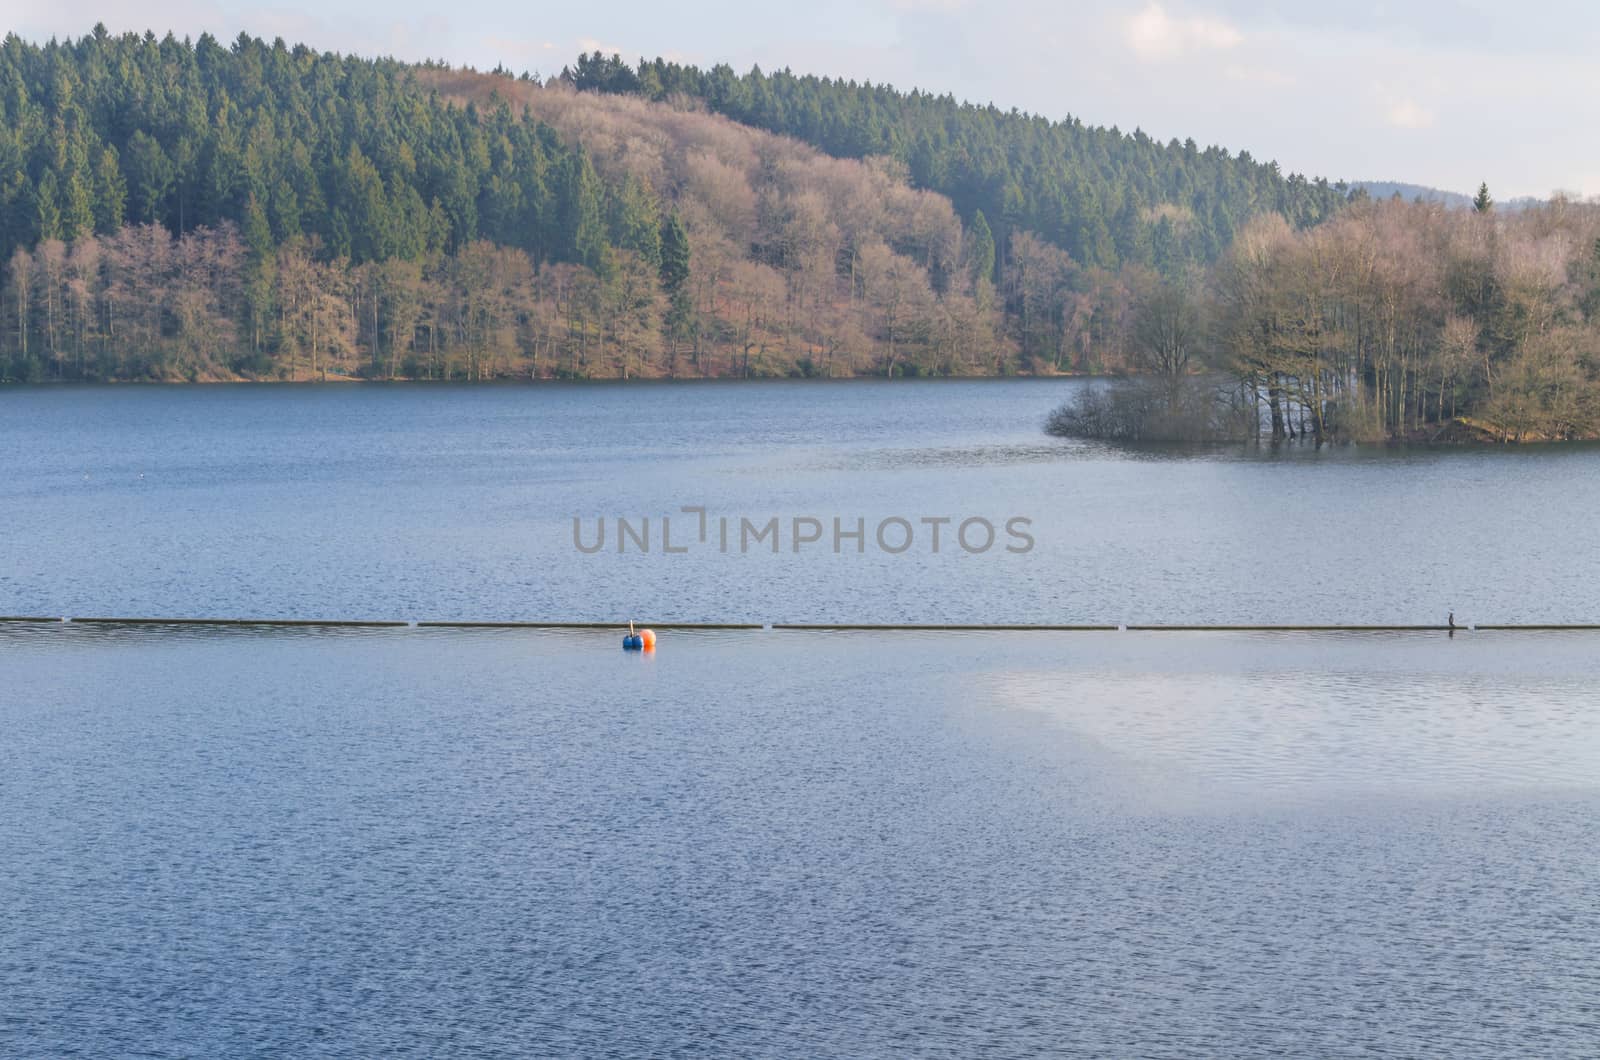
<box><xmin>3</xmin><ymin>31</ymin><xmax>1597</xmax><ymax>441</ymax></box>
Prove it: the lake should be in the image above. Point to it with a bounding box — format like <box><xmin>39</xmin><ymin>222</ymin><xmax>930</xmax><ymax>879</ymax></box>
<box><xmin>4</xmin><ymin>381</ymin><xmax>1600</xmax><ymax>624</ymax></box>
<box><xmin>2</xmin><ymin>382</ymin><xmax>1598</xmax><ymax>1056</ymax></box>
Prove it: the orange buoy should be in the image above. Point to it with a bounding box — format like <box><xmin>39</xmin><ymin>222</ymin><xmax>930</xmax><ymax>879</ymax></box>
<box><xmin>640</xmin><ymin>628</ymin><xmax>657</xmax><ymax>650</ymax></box>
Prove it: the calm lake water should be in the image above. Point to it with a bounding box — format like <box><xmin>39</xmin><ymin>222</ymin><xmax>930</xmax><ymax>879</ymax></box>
<box><xmin>3</xmin><ymin>383</ymin><xmax>1598</xmax><ymax>1056</ymax></box>
<box><xmin>4</xmin><ymin>380</ymin><xmax>1600</xmax><ymax>623</ymax></box>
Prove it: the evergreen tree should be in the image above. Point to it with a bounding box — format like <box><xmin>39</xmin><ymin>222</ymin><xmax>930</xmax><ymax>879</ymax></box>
<box><xmin>91</xmin><ymin>148</ymin><xmax>126</xmax><ymax>234</ymax></box>
<box><xmin>966</xmin><ymin>209</ymin><xmax>995</xmax><ymax>287</ymax></box>
<box><xmin>63</xmin><ymin>172</ymin><xmax>95</xmax><ymax>241</ymax></box>
<box><xmin>34</xmin><ymin>172</ymin><xmax>63</xmax><ymax>242</ymax></box>
<box><xmin>556</xmin><ymin>149</ymin><xmax>609</xmax><ymax>274</ymax></box>
<box><xmin>609</xmin><ymin>175</ymin><xmax>661</xmax><ymax>268</ymax></box>
<box><xmin>1474</xmin><ymin>182</ymin><xmax>1494</xmax><ymax>214</ymax></box>
<box><xmin>658</xmin><ymin>210</ymin><xmax>693</xmax><ymax>341</ymax></box>
<box><xmin>340</xmin><ymin>144</ymin><xmax>393</xmax><ymax>262</ymax></box>
<box><xmin>659</xmin><ymin>212</ymin><xmax>690</xmax><ymax>294</ymax></box>
<box><xmin>125</xmin><ymin>132</ymin><xmax>175</xmax><ymax>224</ymax></box>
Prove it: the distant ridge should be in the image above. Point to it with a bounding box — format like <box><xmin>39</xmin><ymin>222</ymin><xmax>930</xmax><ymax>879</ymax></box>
<box><xmin>1352</xmin><ymin>181</ymin><xmax>1542</xmax><ymax>211</ymax></box>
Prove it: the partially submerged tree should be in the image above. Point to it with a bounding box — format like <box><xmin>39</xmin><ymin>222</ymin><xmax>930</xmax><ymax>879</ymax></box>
<box><xmin>1045</xmin><ymin>377</ymin><xmax>1256</xmax><ymax>443</ymax></box>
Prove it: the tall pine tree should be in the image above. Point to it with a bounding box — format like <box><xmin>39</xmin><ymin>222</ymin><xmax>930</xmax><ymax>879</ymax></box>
<box><xmin>557</xmin><ymin>148</ymin><xmax>609</xmax><ymax>274</ymax></box>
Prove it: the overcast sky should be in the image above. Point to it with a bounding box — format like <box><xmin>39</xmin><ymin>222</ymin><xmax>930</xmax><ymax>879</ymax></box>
<box><xmin>5</xmin><ymin>0</ymin><xmax>1593</xmax><ymax>199</ymax></box>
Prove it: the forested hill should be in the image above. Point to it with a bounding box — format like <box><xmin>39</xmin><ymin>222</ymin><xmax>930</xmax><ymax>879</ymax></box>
<box><xmin>3</xmin><ymin>28</ymin><xmax>1027</xmax><ymax>382</ymax></box>
<box><xmin>562</xmin><ymin>53</ymin><xmax>1351</xmax><ymax>272</ymax></box>
<box><xmin>5</xmin><ymin>30</ymin><xmax>1593</xmax><ymax>445</ymax></box>
<box><xmin>2</xmin><ymin>29</ymin><xmax>1363</xmax><ymax>388</ymax></box>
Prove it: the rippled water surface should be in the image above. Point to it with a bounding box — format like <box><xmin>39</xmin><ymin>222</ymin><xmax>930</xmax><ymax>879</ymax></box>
<box><xmin>4</xmin><ymin>381</ymin><xmax>1600</xmax><ymax>623</ymax></box>
<box><xmin>2</xmin><ymin>625</ymin><xmax>1597</xmax><ymax>1057</ymax></box>
<box><xmin>3</xmin><ymin>627</ymin><xmax>1600</xmax><ymax>1056</ymax></box>
<box><xmin>3</xmin><ymin>384</ymin><xmax>1598</xmax><ymax>1056</ymax></box>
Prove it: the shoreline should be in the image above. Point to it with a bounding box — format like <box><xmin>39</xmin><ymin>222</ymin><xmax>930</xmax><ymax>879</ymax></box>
<box><xmin>7</xmin><ymin>377</ymin><xmax>1598</xmax><ymax>446</ymax></box>
<box><xmin>0</xmin><ymin>373</ymin><xmax>1084</xmax><ymax>388</ymax></box>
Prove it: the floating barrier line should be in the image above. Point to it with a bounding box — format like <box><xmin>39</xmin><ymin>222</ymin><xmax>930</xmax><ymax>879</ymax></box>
<box><xmin>0</xmin><ymin>616</ymin><xmax>758</xmax><ymax>630</ymax></box>
<box><xmin>3</xmin><ymin>616</ymin><xmax>1600</xmax><ymax>631</ymax></box>
<box><xmin>1473</xmin><ymin>623</ymin><xmax>1600</xmax><ymax>630</ymax></box>
<box><xmin>1126</xmin><ymin>623</ymin><xmax>1453</xmax><ymax>632</ymax></box>
<box><xmin>774</xmin><ymin>622</ymin><xmax>1590</xmax><ymax>632</ymax></box>
<box><xmin>773</xmin><ymin>623</ymin><xmax>1121</xmax><ymax>631</ymax></box>
<box><xmin>415</xmin><ymin>620</ymin><xmax>763</xmax><ymax>630</ymax></box>
<box><xmin>23</xmin><ymin>616</ymin><xmax>411</xmax><ymax>627</ymax></box>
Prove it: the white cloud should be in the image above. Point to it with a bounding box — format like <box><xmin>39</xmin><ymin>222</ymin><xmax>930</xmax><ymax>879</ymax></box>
<box><xmin>1123</xmin><ymin>3</ymin><xmax>1242</xmax><ymax>61</ymax></box>
<box><xmin>1385</xmin><ymin>98</ymin><xmax>1435</xmax><ymax>129</ymax></box>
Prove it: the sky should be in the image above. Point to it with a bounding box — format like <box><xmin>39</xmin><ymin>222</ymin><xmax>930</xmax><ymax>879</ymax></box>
<box><xmin>5</xmin><ymin>0</ymin><xmax>1595</xmax><ymax>199</ymax></box>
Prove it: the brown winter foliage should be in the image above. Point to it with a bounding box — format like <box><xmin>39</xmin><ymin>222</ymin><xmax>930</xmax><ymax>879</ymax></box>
<box><xmin>419</xmin><ymin>71</ymin><xmax>1008</xmax><ymax>377</ymax></box>
<box><xmin>1212</xmin><ymin>197</ymin><xmax>1600</xmax><ymax>442</ymax></box>
<box><xmin>1050</xmin><ymin>196</ymin><xmax>1600</xmax><ymax>444</ymax></box>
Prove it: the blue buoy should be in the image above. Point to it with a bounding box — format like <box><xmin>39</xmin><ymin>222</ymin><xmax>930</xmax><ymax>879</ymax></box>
<box><xmin>623</xmin><ymin>634</ymin><xmax>642</xmax><ymax>650</ymax></box>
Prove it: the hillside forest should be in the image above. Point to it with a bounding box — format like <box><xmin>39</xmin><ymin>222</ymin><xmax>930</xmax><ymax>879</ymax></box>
<box><xmin>4</xmin><ymin>32</ymin><xmax>1600</xmax><ymax>439</ymax></box>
